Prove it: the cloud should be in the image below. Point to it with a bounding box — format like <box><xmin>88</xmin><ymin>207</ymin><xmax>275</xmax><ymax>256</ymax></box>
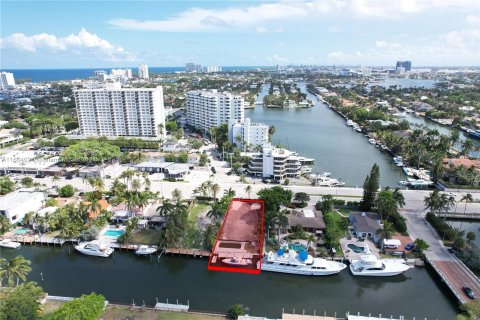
<box><xmin>107</xmin><ymin>0</ymin><xmax>480</xmax><ymax>32</ymax></box>
<box><xmin>466</xmin><ymin>15</ymin><xmax>480</xmax><ymax>26</ymax></box>
<box><xmin>0</xmin><ymin>28</ymin><xmax>136</xmax><ymax>62</ymax></box>
<box><xmin>329</xmin><ymin>27</ymin><xmax>480</xmax><ymax>65</ymax></box>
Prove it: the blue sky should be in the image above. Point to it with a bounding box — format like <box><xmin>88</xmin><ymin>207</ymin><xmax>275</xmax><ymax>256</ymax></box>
<box><xmin>1</xmin><ymin>0</ymin><xmax>479</xmax><ymax>68</ymax></box>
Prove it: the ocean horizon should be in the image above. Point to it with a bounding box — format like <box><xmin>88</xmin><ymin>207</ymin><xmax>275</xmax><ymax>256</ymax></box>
<box><xmin>0</xmin><ymin>66</ymin><xmax>270</xmax><ymax>82</ymax></box>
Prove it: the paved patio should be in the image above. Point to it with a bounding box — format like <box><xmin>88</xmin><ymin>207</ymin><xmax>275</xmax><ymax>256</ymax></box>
<box><xmin>340</xmin><ymin>237</ymin><xmax>380</xmax><ymax>261</ymax></box>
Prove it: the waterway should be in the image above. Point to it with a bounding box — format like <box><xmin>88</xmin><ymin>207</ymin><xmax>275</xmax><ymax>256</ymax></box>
<box><xmin>1</xmin><ymin>245</ymin><xmax>457</xmax><ymax>319</ymax></box>
<box><xmin>247</xmin><ymin>83</ymin><xmax>405</xmax><ymax>187</ymax></box>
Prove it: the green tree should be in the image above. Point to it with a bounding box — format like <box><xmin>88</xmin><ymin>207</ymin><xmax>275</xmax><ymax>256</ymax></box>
<box><xmin>414</xmin><ymin>238</ymin><xmax>430</xmax><ymax>253</ymax></box>
<box><xmin>199</xmin><ymin>153</ymin><xmax>208</xmax><ymax>166</ymax></box>
<box><xmin>376</xmin><ymin>220</ymin><xmax>394</xmax><ymax>242</ymax></box>
<box><xmin>0</xmin><ymin>282</ymin><xmax>45</xmax><ymax>320</ymax></box>
<box><xmin>49</xmin><ymin>293</ymin><xmax>106</xmax><ymax>320</ymax></box>
<box><xmin>375</xmin><ymin>189</ymin><xmax>398</xmax><ymax>221</ymax></box>
<box><xmin>228</xmin><ymin>304</ymin><xmax>246</xmax><ymax>320</ymax></box>
<box><xmin>58</xmin><ymin>184</ymin><xmax>76</xmax><ymax>197</ymax></box>
<box><xmin>244</xmin><ymin>185</ymin><xmax>252</xmax><ymax>198</ymax></box>
<box><xmin>467</xmin><ymin>232</ymin><xmax>476</xmax><ymax>242</ymax></box>
<box><xmin>60</xmin><ymin>140</ymin><xmax>121</xmax><ymax>164</ymax></box>
<box><xmin>361</xmin><ymin>163</ymin><xmax>380</xmax><ymax>211</ymax></box>
<box><xmin>0</xmin><ymin>216</ymin><xmax>11</xmax><ymax>234</ymax></box>
<box><xmin>0</xmin><ymin>256</ymin><xmax>32</xmax><ymax>287</ymax></box>
<box><xmin>294</xmin><ymin>192</ymin><xmax>310</xmax><ymax>205</ymax></box>
<box><xmin>0</xmin><ymin>177</ymin><xmax>16</xmax><ymax>195</ymax></box>
<box><xmin>20</xmin><ymin>177</ymin><xmax>33</xmax><ymax>188</ymax></box>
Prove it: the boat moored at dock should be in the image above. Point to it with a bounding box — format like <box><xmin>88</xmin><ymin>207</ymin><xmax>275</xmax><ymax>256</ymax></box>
<box><xmin>135</xmin><ymin>245</ymin><xmax>158</xmax><ymax>256</ymax></box>
<box><xmin>0</xmin><ymin>239</ymin><xmax>21</xmax><ymax>249</ymax></box>
<box><xmin>349</xmin><ymin>254</ymin><xmax>412</xmax><ymax>276</ymax></box>
<box><xmin>75</xmin><ymin>240</ymin><xmax>114</xmax><ymax>258</ymax></box>
<box><xmin>261</xmin><ymin>250</ymin><xmax>347</xmax><ymax>276</ymax></box>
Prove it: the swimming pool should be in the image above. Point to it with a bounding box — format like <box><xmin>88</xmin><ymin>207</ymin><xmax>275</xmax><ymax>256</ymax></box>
<box><xmin>289</xmin><ymin>243</ymin><xmax>307</xmax><ymax>251</ymax></box>
<box><xmin>347</xmin><ymin>243</ymin><xmax>365</xmax><ymax>253</ymax></box>
<box><xmin>102</xmin><ymin>229</ymin><xmax>125</xmax><ymax>237</ymax></box>
<box><xmin>15</xmin><ymin>228</ymin><xmax>29</xmax><ymax>235</ymax></box>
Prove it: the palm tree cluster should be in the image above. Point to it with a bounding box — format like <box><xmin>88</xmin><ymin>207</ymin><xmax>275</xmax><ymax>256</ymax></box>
<box><xmin>0</xmin><ymin>256</ymin><xmax>31</xmax><ymax>287</ymax></box>
<box><xmin>447</xmin><ymin>165</ymin><xmax>480</xmax><ymax>186</ymax></box>
<box><xmin>424</xmin><ymin>189</ymin><xmax>456</xmax><ymax>219</ymax></box>
<box><xmin>156</xmin><ymin>196</ymin><xmax>189</xmax><ymax>248</ymax></box>
<box><xmin>374</xmin><ymin>187</ymin><xmax>407</xmax><ymax>234</ymax></box>
<box><xmin>193</xmin><ymin>180</ymin><xmax>221</xmax><ymax>201</ymax></box>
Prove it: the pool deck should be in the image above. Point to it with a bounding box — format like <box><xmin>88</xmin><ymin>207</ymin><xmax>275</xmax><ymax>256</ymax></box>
<box><xmin>340</xmin><ymin>238</ymin><xmax>380</xmax><ymax>261</ymax></box>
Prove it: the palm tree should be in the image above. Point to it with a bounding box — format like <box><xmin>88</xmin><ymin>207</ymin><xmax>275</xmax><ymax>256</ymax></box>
<box><xmin>22</xmin><ymin>211</ymin><xmax>35</xmax><ymax>228</ymax></box>
<box><xmin>424</xmin><ymin>190</ymin><xmax>444</xmax><ymax>215</ymax></box>
<box><xmin>207</xmin><ymin>203</ymin><xmax>226</xmax><ymax>221</ymax></box>
<box><xmin>275</xmin><ymin>210</ymin><xmax>289</xmax><ymax>244</ymax></box>
<box><xmin>93</xmin><ymin>177</ymin><xmax>105</xmax><ymax>192</ymax></box>
<box><xmin>306</xmin><ymin>234</ymin><xmax>317</xmax><ymax>249</ymax></box>
<box><xmin>224</xmin><ymin>187</ymin><xmax>235</xmax><ymax>198</ymax></box>
<box><xmin>211</xmin><ymin>183</ymin><xmax>220</xmax><ymax>202</ymax></box>
<box><xmin>51</xmin><ymin>175</ymin><xmax>60</xmax><ymax>188</ymax></box>
<box><xmin>0</xmin><ymin>215</ymin><xmax>12</xmax><ymax>233</ymax></box>
<box><xmin>244</xmin><ymin>185</ymin><xmax>252</xmax><ymax>198</ymax></box>
<box><xmin>0</xmin><ymin>256</ymin><xmax>32</xmax><ymax>287</ymax></box>
<box><xmin>460</xmin><ymin>193</ymin><xmax>474</xmax><ymax>228</ymax></box>
<box><xmin>131</xmin><ymin>179</ymin><xmax>141</xmax><ymax>192</ymax></box>
<box><xmin>376</xmin><ymin>221</ymin><xmax>394</xmax><ymax>241</ymax></box>
<box><xmin>171</xmin><ymin>188</ymin><xmax>182</xmax><ymax>201</ymax></box>
<box><xmin>392</xmin><ymin>188</ymin><xmax>405</xmax><ymax>208</ymax></box>
<box><xmin>157</xmin><ymin>198</ymin><xmax>174</xmax><ymax>216</ymax></box>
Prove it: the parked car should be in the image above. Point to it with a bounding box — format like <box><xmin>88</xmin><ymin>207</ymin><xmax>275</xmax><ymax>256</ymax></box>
<box><xmin>405</xmin><ymin>242</ymin><xmax>416</xmax><ymax>251</ymax></box>
<box><xmin>35</xmin><ymin>174</ymin><xmax>45</xmax><ymax>179</ymax></box>
<box><xmin>65</xmin><ymin>175</ymin><xmax>73</xmax><ymax>180</ymax></box>
<box><xmin>226</xmin><ymin>171</ymin><xmax>233</xmax><ymax>175</ymax></box>
<box><xmin>463</xmin><ymin>286</ymin><xmax>476</xmax><ymax>299</ymax></box>
<box><xmin>210</xmin><ymin>167</ymin><xmax>216</xmax><ymax>174</ymax></box>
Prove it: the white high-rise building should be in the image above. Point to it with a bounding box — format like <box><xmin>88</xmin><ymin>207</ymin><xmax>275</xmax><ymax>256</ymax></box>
<box><xmin>74</xmin><ymin>83</ymin><xmax>165</xmax><ymax>138</ymax></box>
<box><xmin>203</xmin><ymin>66</ymin><xmax>222</xmax><ymax>73</ymax></box>
<box><xmin>228</xmin><ymin>118</ymin><xmax>269</xmax><ymax>151</ymax></box>
<box><xmin>0</xmin><ymin>72</ymin><xmax>16</xmax><ymax>89</ymax></box>
<box><xmin>138</xmin><ymin>64</ymin><xmax>149</xmax><ymax>79</ymax></box>
<box><xmin>247</xmin><ymin>143</ymin><xmax>314</xmax><ymax>181</ymax></box>
<box><xmin>186</xmin><ymin>89</ymin><xmax>244</xmax><ymax>131</ymax></box>
<box><xmin>111</xmin><ymin>68</ymin><xmax>132</xmax><ymax>78</ymax></box>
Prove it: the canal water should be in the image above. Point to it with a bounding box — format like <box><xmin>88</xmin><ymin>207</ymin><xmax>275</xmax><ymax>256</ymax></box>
<box><xmin>1</xmin><ymin>245</ymin><xmax>457</xmax><ymax>319</ymax></box>
<box><xmin>247</xmin><ymin>83</ymin><xmax>405</xmax><ymax>187</ymax></box>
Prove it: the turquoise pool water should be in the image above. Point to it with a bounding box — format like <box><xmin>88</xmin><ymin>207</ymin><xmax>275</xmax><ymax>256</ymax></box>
<box><xmin>15</xmin><ymin>228</ymin><xmax>28</xmax><ymax>235</ymax></box>
<box><xmin>103</xmin><ymin>229</ymin><xmax>125</xmax><ymax>237</ymax></box>
<box><xmin>289</xmin><ymin>243</ymin><xmax>307</xmax><ymax>251</ymax></box>
<box><xmin>347</xmin><ymin>243</ymin><xmax>365</xmax><ymax>253</ymax></box>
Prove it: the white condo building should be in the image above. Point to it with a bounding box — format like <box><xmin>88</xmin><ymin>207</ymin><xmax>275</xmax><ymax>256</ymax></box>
<box><xmin>248</xmin><ymin>143</ymin><xmax>314</xmax><ymax>181</ymax></box>
<box><xmin>0</xmin><ymin>72</ymin><xmax>16</xmax><ymax>89</ymax></box>
<box><xmin>111</xmin><ymin>68</ymin><xmax>132</xmax><ymax>78</ymax></box>
<box><xmin>74</xmin><ymin>83</ymin><xmax>165</xmax><ymax>138</ymax></box>
<box><xmin>186</xmin><ymin>89</ymin><xmax>244</xmax><ymax>131</ymax></box>
<box><xmin>138</xmin><ymin>64</ymin><xmax>149</xmax><ymax>79</ymax></box>
<box><xmin>228</xmin><ymin>118</ymin><xmax>269</xmax><ymax>151</ymax></box>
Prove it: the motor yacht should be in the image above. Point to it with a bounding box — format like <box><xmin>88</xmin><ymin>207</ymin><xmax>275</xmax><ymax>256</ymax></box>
<box><xmin>135</xmin><ymin>245</ymin><xmax>158</xmax><ymax>256</ymax></box>
<box><xmin>0</xmin><ymin>239</ymin><xmax>21</xmax><ymax>249</ymax></box>
<box><xmin>346</xmin><ymin>120</ymin><xmax>355</xmax><ymax>127</ymax></box>
<box><xmin>222</xmin><ymin>257</ymin><xmax>252</xmax><ymax>266</ymax></box>
<box><xmin>349</xmin><ymin>254</ymin><xmax>411</xmax><ymax>276</ymax></box>
<box><xmin>368</xmin><ymin>138</ymin><xmax>376</xmax><ymax>144</ymax></box>
<box><xmin>261</xmin><ymin>250</ymin><xmax>347</xmax><ymax>276</ymax></box>
<box><xmin>75</xmin><ymin>240</ymin><xmax>114</xmax><ymax>258</ymax></box>
<box><xmin>403</xmin><ymin>167</ymin><xmax>414</xmax><ymax>176</ymax></box>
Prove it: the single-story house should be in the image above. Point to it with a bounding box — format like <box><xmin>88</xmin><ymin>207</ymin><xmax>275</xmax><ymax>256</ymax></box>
<box><xmin>287</xmin><ymin>209</ymin><xmax>325</xmax><ymax>234</ymax></box>
<box><xmin>0</xmin><ymin>189</ymin><xmax>45</xmax><ymax>224</ymax></box>
<box><xmin>349</xmin><ymin>211</ymin><xmax>381</xmax><ymax>242</ymax></box>
<box><xmin>83</xmin><ymin>199</ymin><xmax>111</xmax><ymax>219</ymax></box>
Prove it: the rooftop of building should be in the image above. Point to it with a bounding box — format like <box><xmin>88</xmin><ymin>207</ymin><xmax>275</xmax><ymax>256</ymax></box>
<box><xmin>186</xmin><ymin>89</ymin><xmax>243</xmax><ymax>98</ymax></box>
<box><xmin>0</xmin><ymin>189</ymin><xmax>45</xmax><ymax>210</ymax></box>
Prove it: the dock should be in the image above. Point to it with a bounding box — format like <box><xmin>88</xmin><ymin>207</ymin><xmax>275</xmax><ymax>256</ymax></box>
<box><xmin>164</xmin><ymin>248</ymin><xmax>210</xmax><ymax>257</ymax></box>
<box><xmin>11</xmin><ymin>235</ymin><xmax>66</xmax><ymax>246</ymax></box>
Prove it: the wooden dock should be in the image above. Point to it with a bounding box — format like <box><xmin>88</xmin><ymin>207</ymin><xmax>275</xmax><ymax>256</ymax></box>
<box><xmin>12</xmin><ymin>235</ymin><xmax>66</xmax><ymax>246</ymax></box>
<box><xmin>164</xmin><ymin>248</ymin><xmax>210</xmax><ymax>257</ymax></box>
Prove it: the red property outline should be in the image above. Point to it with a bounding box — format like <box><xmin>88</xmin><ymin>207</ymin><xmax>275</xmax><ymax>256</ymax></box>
<box><xmin>207</xmin><ymin>198</ymin><xmax>265</xmax><ymax>274</ymax></box>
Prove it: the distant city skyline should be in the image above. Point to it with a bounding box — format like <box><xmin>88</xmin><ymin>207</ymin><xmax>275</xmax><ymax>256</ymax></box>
<box><xmin>1</xmin><ymin>0</ymin><xmax>479</xmax><ymax>68</ymax></box>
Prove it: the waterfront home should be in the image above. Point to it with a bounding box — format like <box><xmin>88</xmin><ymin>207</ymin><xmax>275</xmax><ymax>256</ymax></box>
<box><xmin>83</xmin><ymin>199</ymin><xmax>111</xmax><ymax>219</ymax></box>
<box><xmin>287</xmin><ymin>209</ymin><xmax>325</xmax><ymax>235</ymax></box>
<box><xmin>442</xmin><ymin>158</ymin><xmax>480</xmax><ymax>186</ymax></box>
<box><xmin>349</xmin><ymin>212</ymin><xmax>381</xmax><ymax>242</ymax></box>
<box><xmin>0</xmin><ymin>189</ymin><xmax>45</xmax><ymax>224</ymax></box>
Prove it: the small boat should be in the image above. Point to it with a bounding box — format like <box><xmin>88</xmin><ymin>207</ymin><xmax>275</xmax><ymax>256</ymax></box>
<box><xmin>75</xmin><ymin>240</ymin><xmax>114</xmax><ymax>258</ymax></box>
<box><xmin>0</xmin><ymin>239</ymin><xmax>21</xmax><ymax>249</ymax></box>
<box><xmin>135</xmin><ymin>245</ymin><xmax>158</xmax><ymax>256</ymax></box>
<box><xmin>346</xmin><ymin>120</ymin><xmax>355</xmax><ymax>127</ymax></box>
<box><xmin>381</xmin><ymin>145</ymin><xmax>388</xmax><ymax>151</ymax></box>
<box><xmin>222</xmin><ymin>257</ymin><xmax>252</xmax><ymax>266</ymax></box>
<box><xmin>368</xmin><ymin>138</ymin><xmax>376</xmax><ymax>144</ymax></box>
<box><xmin>355</xmin><ymin>127</ymin><xmax>362</xmax><ymax>132</ymax></box>
<box><xmin>403</xmin><ymin>167</ymin><xmax>414</xmax><ymax>176</ymax></box>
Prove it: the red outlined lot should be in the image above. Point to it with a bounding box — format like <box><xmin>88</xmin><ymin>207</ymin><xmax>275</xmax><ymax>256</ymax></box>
<box><xmin>207</xmin><ymin>199</ymin><xmax>264</xmax><ymax>274</ymax></box>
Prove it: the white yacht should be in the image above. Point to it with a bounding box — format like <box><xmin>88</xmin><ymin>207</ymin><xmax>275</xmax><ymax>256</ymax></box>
<box><xmin>261</xmin><ymin>250</ymin><xmax>347</xmax><ymax>276</ymax></box>
<box><xmin>75</xmin><ymin>240</ymin><xmax>114</xmax><ymax>258</ymax></box>
<box><xmin>349</xmin><ymin>254</ymin><xmax>411</xmax><ymax>276</ymax></box>
<box><xmin>403</xmin><ymin>167</ymin><xmax>414</xmax><ymax>176</ymax></box>
<box><xmin>368</xmin><ymin>138</ymin><xmax>376</xmax><ymax>145</ymax></box>
<box><xmin>135</xmin><ymin>245</ymin><xmax>158</xmax><ymax>256</ymax></box>
<box><xmin>0</xmin><ymin>239</ymin><xmax>21</xmax><ymax>249</ymax></box>
<box><xmin>346</xmin><ymin>120</ymin><xmax>355</xmax><ymax>127</ymax></box>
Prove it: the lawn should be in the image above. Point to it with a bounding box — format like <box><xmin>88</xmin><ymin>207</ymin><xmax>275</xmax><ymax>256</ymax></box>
<box><xmin>130</xmin><ymin>229</ymin><xmax>163</xmax><ymax>245</ymax></box>
<box><xmin>182</xmin><ymin>203</ymin><xmax>210</xmax><ymax>249</ymax></box>
<box><xmin>324</xmin><ymin>211</ymin><xmax>349</xmax><ymax>254</ymax></box>
<box><xmin>102</xmin><ymin>305</ymin><xmax>225</xmax><ymax>320</ymax></box>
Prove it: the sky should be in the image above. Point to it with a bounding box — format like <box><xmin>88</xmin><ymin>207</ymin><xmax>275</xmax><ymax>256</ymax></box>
<box><xmin>0</xmin><ymin>0</ymin><xmax>479</xmax><ymax>68</ymax></box>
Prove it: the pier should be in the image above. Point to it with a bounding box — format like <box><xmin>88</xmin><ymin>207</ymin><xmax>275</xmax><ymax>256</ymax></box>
<box><xmin>163</xmin><ymin>248</ymin><xmax>211</xmax><ymax>257</ymax></box>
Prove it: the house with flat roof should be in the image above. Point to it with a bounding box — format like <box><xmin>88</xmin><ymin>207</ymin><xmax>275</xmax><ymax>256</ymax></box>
<box><xmin>0</xmin><ymin>189</ymin><xmax>45</xmax><ymax>224</ymax></box>
<box><xmin>349</xmin><ymin>211</ymin><xmax>381</xmax><ymax>242</ymax></box>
